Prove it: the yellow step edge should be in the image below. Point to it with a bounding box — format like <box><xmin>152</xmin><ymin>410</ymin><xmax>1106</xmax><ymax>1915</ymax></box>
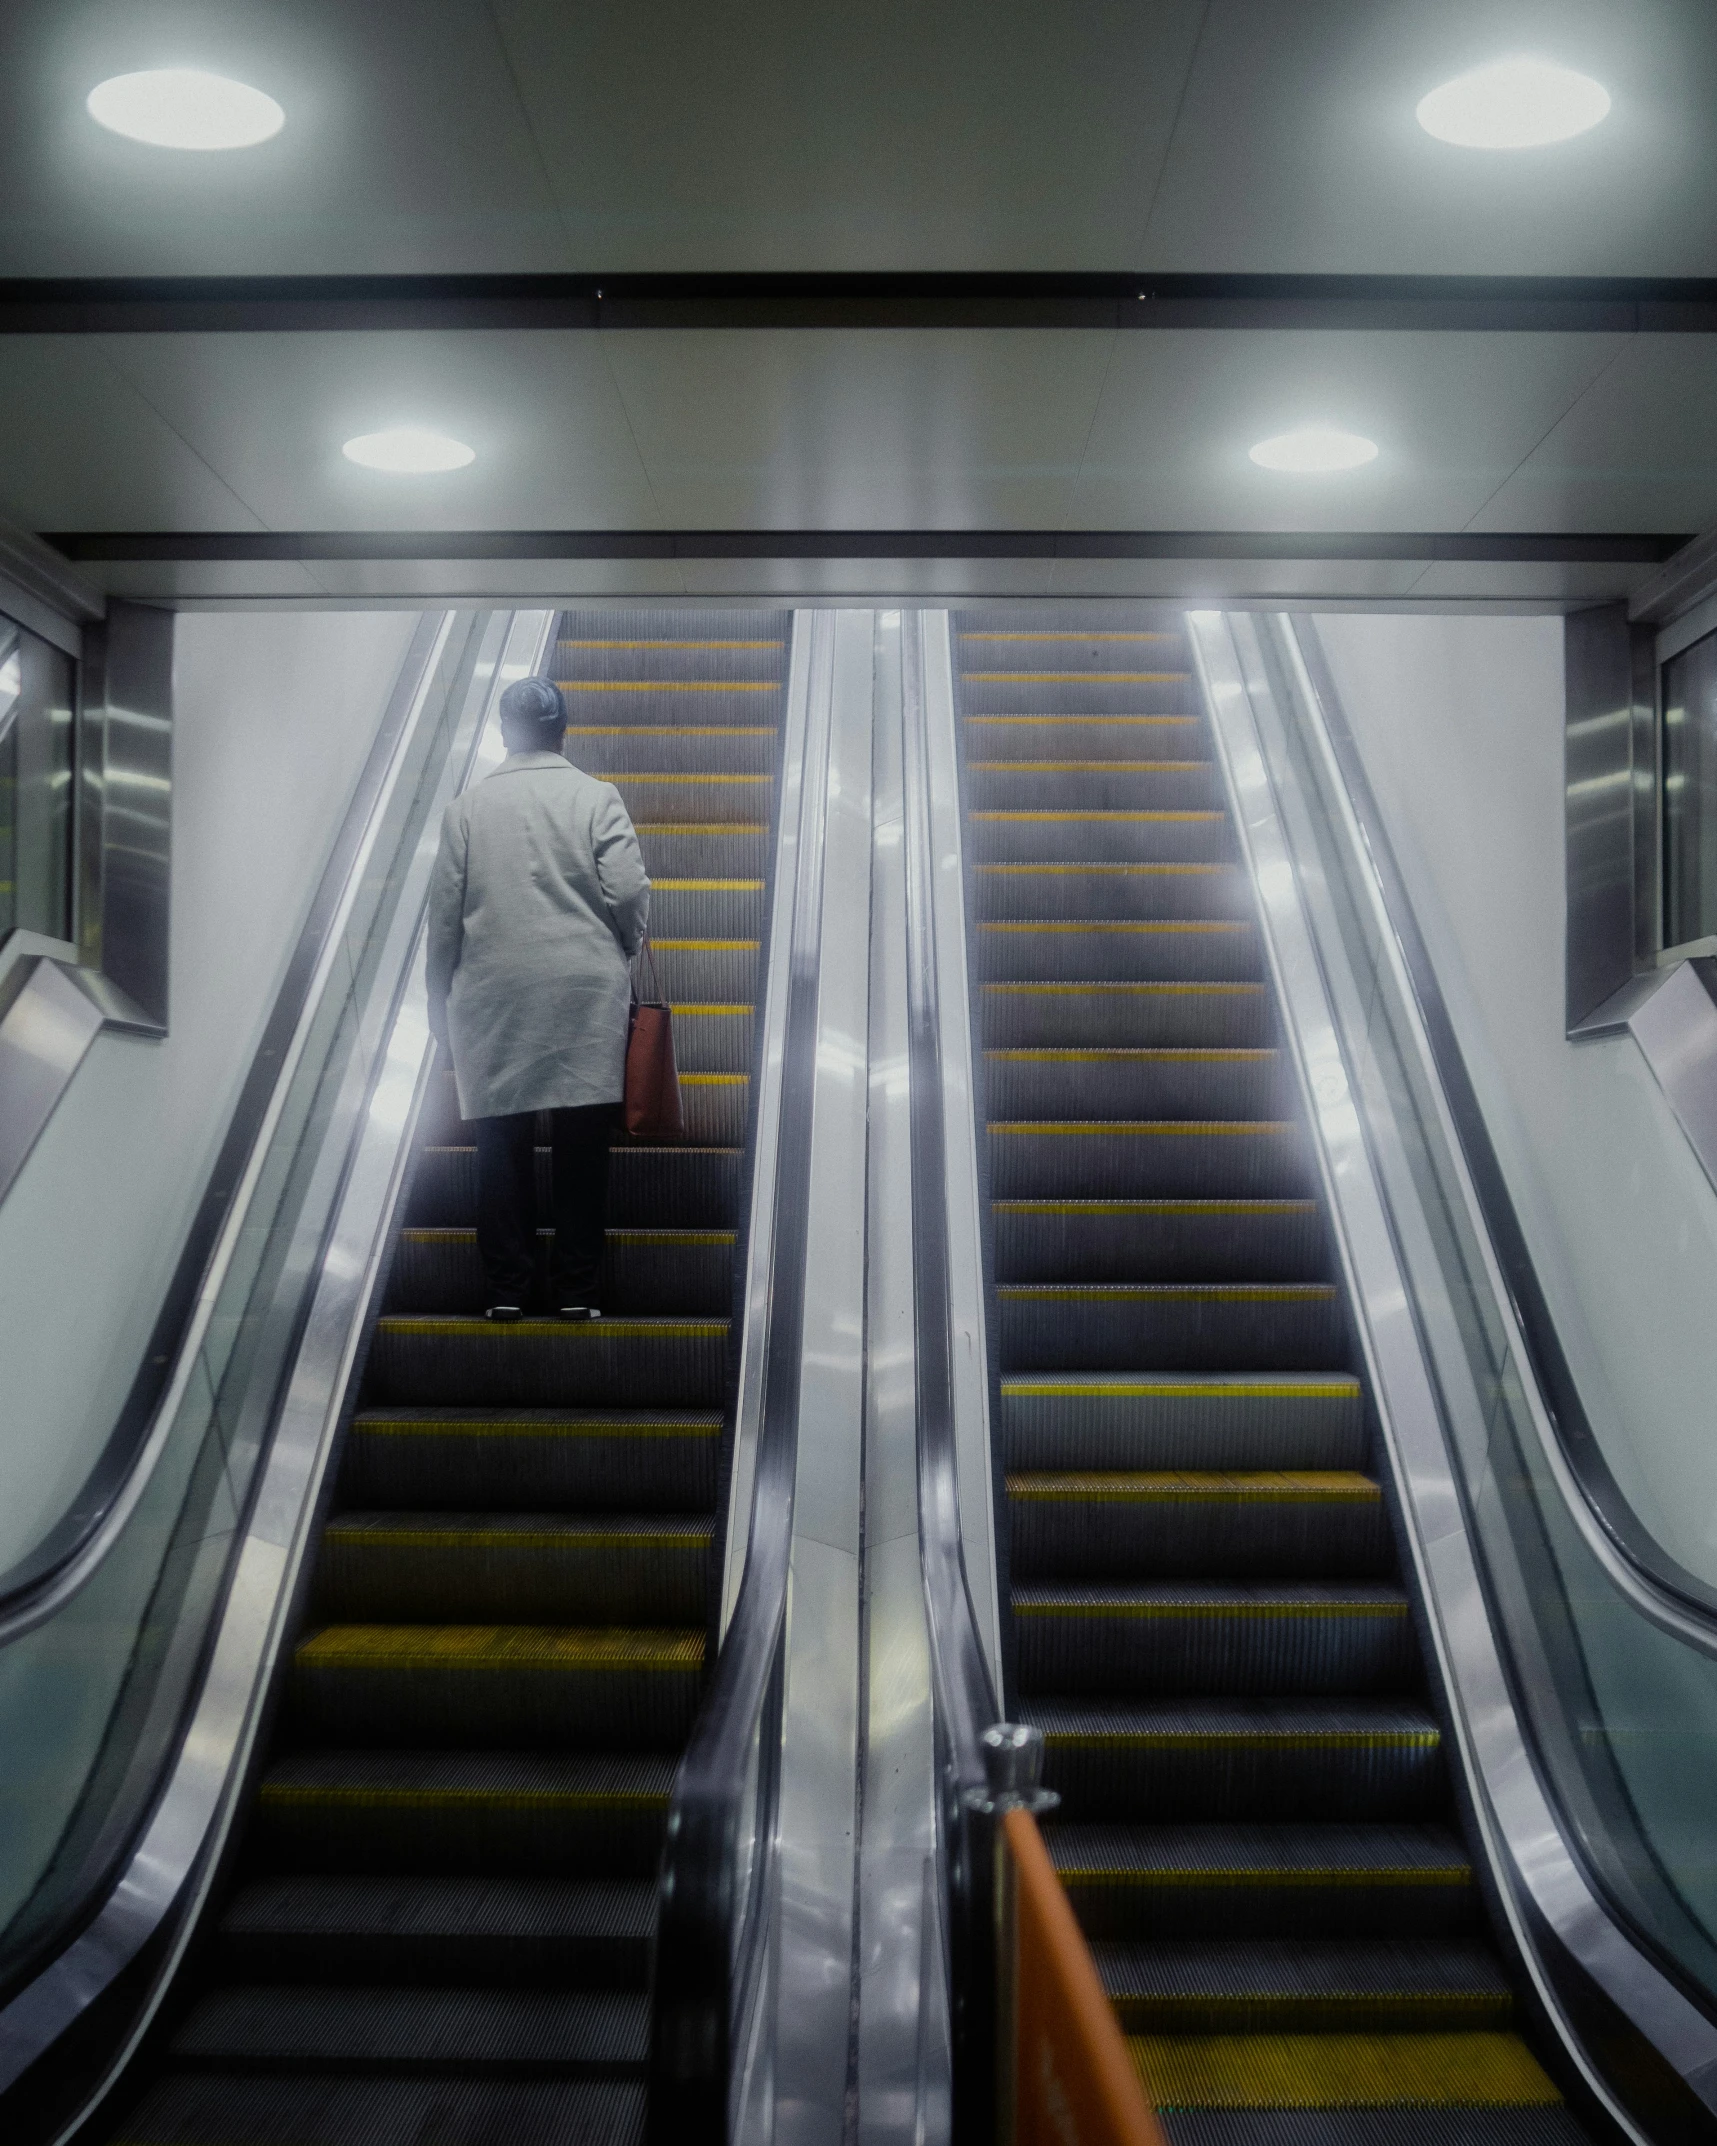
<box><xmin>1016</xmin><ymin>1599</ymin><xmax>1408</xmax><ymax>1621</ymax></box>
<box><xmin>1006</xmin><ymin>1469</ymin><xmax>1377</xmax><ymax>1500</ymax></box>
<box><xmin>655</xmin><ymin>878</ymin><xmax>765</xmax><ymax>889</ymax></box>
<box><xmin>980</xmin><ymin>919</ymin><xmax>1247</xmax><ymax>934</ymax></box>
<box><xmin>989</xmin><ymin>1119</ymin><xmax>1289</xmax><ymax>1136</ymax></box>
<box><xmin>377</xmin><ymin>1318</ymin><xmax>727</xmax><ymax>1337</ymax></box>
<box><xmin>967</xmin><ymin>712</ymin><xmax>1196</xmax><ymax>721</ymax></box>
<box><xmin>1002</xmin><ymin>1378</ymin><xmax>1358</xmax><ymax>1398</ymax></box>
<box><xmin>999</xmin><ymin>1283</ymin><xmax>1334</xmax><ymax>1302</ymax></box>
<box><xmin>261</xmin><ymin>1782</ymin><xmax>668</xmax><ymax>1811</ymax></box>
<box><xmin>353</xmin><ymin>1418</ymin><xmax>722</xmax><ymax>1440</ymax></box>
<box><xmin>959</xmin><ymin>631</ymin><xmax>1180</xmax><ymax>643</ymax></box>
<box><xmin>560</xmin><ymin>679</ymin><xmax>781</xmax><ymax>692</ymax></box>
<box><xmin>636</xmin><ymin>821</ymin><xmax>769</xmax><ymax>834</ymax></box>
<box><xmin>557</xmin><ymin>638</ymin><xmax>783</xmax><ymax>650</ymax></box>
<box><xmin>962</xmin><ymin>671</ymin><xmax>1192</xmax><ymax>684</ymax></box>
<box><xmin>993</xmin><ymin>1198</ymin><xmax>1312</xmax><ymax>1215</ymax></box>
<box><xmin>988</xmin><ymin>1046</ymin><xmax>1272</xmax><ymax>1058</ymax></box>
<box><xmin>566</xmin><ymin>726</ymin><xmax>778</xmax><ymax>737</ymax></box>
<box><xmin>673</xmin><ymin>1001</ymin><xmax>754</xmax><ymax>1014</ymax></box>
<box><xmin>296</xmin><ymin>1625</ymin><xmax>705</xmax><ymax>1669</ymax></box>
<box><xmin>1046</xmin><ymin>1728</ymin><xmax>1438</xmax><ymax>1750</ymax></box>
<box><xmin>972</xmin><ymin>808</ymin><xmax>1221</xmax><ymax>822</ymax></box>
<box><xmin>1126</xmin><ymin>2032</ymin><xmax>1558</xmax><ymax>2110</ymax></box>
<box><xmin>985</xmin><ymin>981</ymin><xmax>1262</xmax><ymax>996</ymax></box>
<box><xmin>970</xmin><ymin>759</ymin><xmax>1209</xmax><ymax>773</ymax></box>
<box><xmin>979</xmin><ymin>862</ymin><xmax>1228</xmax><ymax>874</ymax></box>
<box><xmin>680</xmin><ymin>1073</ymin><xmax>748</xmax><ymax>1086</ymax></box>
<box><xmin>324</xmin><ymin>1525</ymin><xmax>713</xmax><ymax>1550</ymax></box>
<box><xmin>651</xmin><ymin>937</ymin><xmax>760</xmax><ymax>950</ymax></box>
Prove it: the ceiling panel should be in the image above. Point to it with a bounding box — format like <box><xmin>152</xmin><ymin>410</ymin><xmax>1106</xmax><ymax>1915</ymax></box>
<box><xmin>95</xmin><ymin>333</ymin><xmax>660</xmax><ymax>531</ymax></box>
<box><xmin>1401</xmin><ymin>558</ymin><xmax>1660</xmax><ymax>601</ymax></box>
<box><xmin>1467</xmin><ymin>339</ymin><xmax>1717</xmax><ymax>533</ymax></box>
<box><xmin>603</xmin><ymin>330</ymin><xmax>1117</xmax><ymax>527</ymax></box>
<box><xmin>1142</xmin><ymin>0</ymin><xmax>1717</xmax><ymax>277</ymax></box>
<box><xmin>1069</xmin><ymin>330</ymin><xmax>1626</xmax><ymax>532</ymax></box>
<box><xmin>310</xmin><ymin>557</ymin><xmax>691</xmax><ymax>601</ymax></box>
<box><xmin>0</xmin><ymin>340</ymin><xmax>266</xmax><ymax>530</ymax></box>
<box><xmin>674</xmin><ymin>557</ymin><xmax>1057</xmax><ymax>599</ymax></box>
<box><xmin>1048</xmin><ymin>556</ymin><xmax>1427</xmax><ymax>601</ymax></box>
<box><xmin>0</xmin><ymin>0</ymin><xmax>569</xmax><ymax>276</ymax></box>
<box><xmin>494</xmin><ymin>0</ymin><xmax>1202</xmax><ymax>271</ymax></box>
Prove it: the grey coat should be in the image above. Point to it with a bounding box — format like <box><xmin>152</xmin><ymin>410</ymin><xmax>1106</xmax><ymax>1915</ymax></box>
<box><xmin>426</xmin><ymin>751</ymin><xmax>651</xmax><ymax>1119</ymax></box>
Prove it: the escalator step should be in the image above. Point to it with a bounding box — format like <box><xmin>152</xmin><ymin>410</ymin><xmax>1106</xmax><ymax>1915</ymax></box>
<box><xmin>958</xmin><ymin>672</ymin><xmax>1193</xmax><ymax>717</ymax></box>
<box><xmin>566</xmin><ymin>727</ymin><xmax>777</xmax><ymax>775</ymax></box>
<box><xmin>342</xmin><ymin>1411</ymin><xmax>721</xmax><ymax>1511</ymax></box>
<box><xmin>313</xmin><ymin>1514</ymin><xmax>712</xmax><ymax>1623</ymax></box>
<box><xmin>1127</xmin><ymin>2032</ymin><xmax>1558</xmax><ymax>2110</ymax></box>
<box><xmin>989</xmin><ymin>1122</ymin><xmax>1308</xmax><ymax>1201</ymax></box>
<box><xmin>113</xmin><ymin>2071</ymin><xmax>645</xmax><ymax>2146</ymax></box>
<box><xmin>407</xmin><ymin>1147</ymin><xmax>742</xmax><ymax>1231</ymax></box>
<box><xmin>1014</xmin><ymin>1583</ymin><xmax>1415</xmax><ymax>1696</ymax></box>
<box><xmin>554</xmin><ymin>628</ymin><xmax>786</xmax><ymax>684</ymax></box>
<box><xmin>968</xmin><ymin>762</ymin><xmax>1221</xmax><ymax>811</ymax></box>
<box><xmin>975</xmin><ymin>860</ymin><xmax>1250</xmax><ymax>922</ymax></box>
<box><xmin>978</xmin><ymin>920</ymin><xmax>1260</xmax><ymax>984</ymax></box>
<box><xmin>1047</xmin><ymin>1823</ymin><xmax>1475</xmax><ymax>1940</ymax></box>
<box><xmin>982</xmin><ymin>982</ymin><xmax>1270</xmax><ymax>1050</ymax></box>
<box><xmin>218</xmin><ymin>1874</ymin><xmax>654</xmax><ymax>1987</ymax></box>
<box><xmin>290</xmin><ymin>1626</ymin><xmax>704</xmax><ymax>1750</ymax></box>
<box><xmin>1002</xmin><ymin>1373</ymin><xmax>1365</xmax><ymax>1472</ymax></box>
<box><xmin>965</xmin><ymin>716</ymin><xmax>1206</xmax><ymax>761</ymax></box>
<box><xmin>997</xmin><ymin>1283</ymin><xmax>1342</xmax><ymax>1370</ymax></box>
<box><xmin>969</xmin><ymin>811</ymin><xmax>1231</xmax><ymax>865</ymax></box>
<box><xmin>1157</xmin><ymin>2112</ymin><xmax>1588</xmax><ymax>2146</ymax></box>
<box><xmin>386</xmin><ymin>1230</ymin><xmax>734</xmax><ymax>1317</ymax></box>
<box><xmin>562</xmin><ymin>684</ymin><xmax>783</xmax><ymax>725</ymax></box>
<box><xmin>1009</xmin><ymin>1471</ymin><xmax>1385</xmax><ymax>1578</ymax></box>
<box><xmin>603</xmin><ymin>773</ymin><xmax>772</xmax><ymax>825</ymax></box>
<box><xmin>986</xmin><ymin>1051</ymin><xmax>1288</xmax><ymax>1121</ymax></box>
<box><xmin>645</xmin><ymin>942</ymin><xmax>761</xmax><ymax>1002</ymax></box>
<box><xmin>994</xmin><ymin>1199</ymin><xmax>1321</xmax><ymax>1284</ymax></box>
<box><xmin>365</xmin><ymin>1318</ymin><xmax>728</xmax><ymax>1409</ymax></box>
<box><xmin>1093</xmin><ymin>1939</ymin><xmax>1511</xmax><ymax>2034</ymax></box>
<box><xmin>633</xmin><ymin>880</ymin><xmax>766</xmax><ymax>937</ymax></box>
<box><xmin>632</xmin><ymin>823</ymin><xmax>770</xmax><ymax>878</ymax></box>
<box><xmin>1023</xmin><ymin>1699</ymin><xmax>1441</xmax><ymax>1819</ymax></box>
<box><xmin>170</xmin><ymin>1986</ymin><xmax>648</xmax><ymax>2076</ymax></box>
<box><xmin>253</xmin><ymin>1751</ymin><xmax>673</xmax><ymax>1877</ymax></box>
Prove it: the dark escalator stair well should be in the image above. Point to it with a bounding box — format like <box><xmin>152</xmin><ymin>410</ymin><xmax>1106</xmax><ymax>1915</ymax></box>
<box><xmin>954</xmin><ymin>611</ymin><xmax>1594</xmax><ymax>2146</ymax></box>
<box><xmin>106</xmin><ymin>611</ymin><xmax>787</xmax><ymax>2146</ymax></box>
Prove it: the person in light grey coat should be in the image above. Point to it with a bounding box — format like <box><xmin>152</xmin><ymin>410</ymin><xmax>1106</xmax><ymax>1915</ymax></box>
<box><xmin>427</xmin><ymin>675</ymin><xmax>650</xmax><ymax>1319</ymax></box>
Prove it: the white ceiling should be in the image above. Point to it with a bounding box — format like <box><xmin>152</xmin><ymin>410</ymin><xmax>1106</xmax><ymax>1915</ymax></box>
<box><xmin>3</xmin><ymin>0</ymin><xmax>1717</xmax><ymax>605</ymax></box>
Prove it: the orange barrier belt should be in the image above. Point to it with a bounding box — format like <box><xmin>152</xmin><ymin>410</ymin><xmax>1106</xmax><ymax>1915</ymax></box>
<box><xmin>1003</xmin><ymin>1805</ymin><xmax>1167</xmax><ymax>2146</ymax></box>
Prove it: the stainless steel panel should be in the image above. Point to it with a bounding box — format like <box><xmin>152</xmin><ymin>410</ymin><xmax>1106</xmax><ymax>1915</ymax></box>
<box><xmin>1661</xmin><ymin>624</ymin><xmax>1717</xmax><ymax>953</ymax></box>
<box><xmin>1628</xmin><ymin>957</ymin><xmax>1717</xmax><ymax>1197</ymax></box>
<box><xmin>84</xmin><ymin>598</ymin><xmax>173</xmax><ymax>1032</ymax></box>
<box><xmin>0</xmin><ymin>959</ymin><xmax>103</xmax><ymax>1203</ymax></box>
<box><xmin>1565</xmin><ymin>602</ymin><xmax>1649</xmax><ymax>1029</ymax></box>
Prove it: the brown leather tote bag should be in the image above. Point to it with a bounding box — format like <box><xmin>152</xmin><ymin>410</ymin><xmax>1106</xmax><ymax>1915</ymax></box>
<box><xmin>624</xmin><ymin>937</ymin><xmax>683</xmax><ymax>1142</ymax></box>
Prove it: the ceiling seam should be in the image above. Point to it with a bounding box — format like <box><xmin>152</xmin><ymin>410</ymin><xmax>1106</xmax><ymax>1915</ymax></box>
<box><xmin>1453</xmin><ymin>336</ymin><xmax>1636</xmax><ymax>541</ymax></box>
<box><xmin>1134</xmin><ymin>0</ymin><xmax>1216</xmax><ymax>265</ymax></box>
<box><xmin>481</xmin><ymin>0</ymin><xmax>583</xmax><ymax>271</ymax></box>
<box><xmin>591</xmin><ymin>346</ymin><xmax>687</xmax><ymax>598</ymax></box>
<box><xmin>85</xmin><ymin>343</ymin><xmax>278</xmax><ymax>540</ymax></box>
<box><xmin>1052</xmin><ymin>328</ymin><xmax>1122</xmax><ymax>600</ymax></box>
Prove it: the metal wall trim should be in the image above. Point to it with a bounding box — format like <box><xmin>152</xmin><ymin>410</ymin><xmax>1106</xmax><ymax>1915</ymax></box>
<box><xmin>1189</xmin><ymin>609</ymin><xmax>1717</xmax><ymax>2138</ymax></box>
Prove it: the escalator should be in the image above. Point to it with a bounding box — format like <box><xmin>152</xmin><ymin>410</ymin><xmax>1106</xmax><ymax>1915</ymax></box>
<box><xmin>102</xmin><ymin>611</ymin><xmax>787</xmax><ymax>2146</ymax></box>
<box><xmin>952</xmin><ymin>610</ymin><xmax>1592</xmax><ymax>2145</ymax></box>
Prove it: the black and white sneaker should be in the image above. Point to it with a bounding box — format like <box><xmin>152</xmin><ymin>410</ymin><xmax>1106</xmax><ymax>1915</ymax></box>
<box><xmin>484</xmin><ymin>1303</ymin><xmax>524</xmax><ymax>1323</ymax></box>
<box><xmin>559</xmin><ymin>1304</ymin><xmax>601</xmax><ymax>1322</ymax></box>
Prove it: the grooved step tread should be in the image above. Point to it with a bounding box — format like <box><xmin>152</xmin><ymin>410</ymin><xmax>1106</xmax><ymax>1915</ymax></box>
<box><xmin>1127</xmin><ymin>2032</ymin><xmax>1559</xmax><ymax>2110</ymax></box>
<box><xmin>991</xmin><ymin>1120</ymin><xmax>1290</xmax><ymax>1136</ymax></box>
<box><xmin>259</xmin><ymin>1750</ymin><xmax>675</xmax><ymax>1811</ymax></box>
<box><xmin>1026</xmin><ymin>1699</ymin><xmax>1436</xmax><ymax>1748</ymax></box>
<box><xmin>351</xmin><ymin>1411</ymin><xmax>722</xmax><ymax>1439</ymax></box>
<box><xmin>375</xmin><ymin>1317</ymin><xmax>728</xmax><ymax>1338</ymax></box>
<box><xmin>322</xmin><ymin>1514</ymin><xmax>714</xmax><ymax>1549</ymax></box>
<box><xmin>1009</xmin><ymin>1471</ymin><xmax>1377</xmax><ymax>1503</ymax></box>
<box><xmin>297</xmin><ymin>1626</ymin><xmax>706</xmax><ymax>1673</ymax></box>
<box><xmin>1004</xmin><ymin>1375</ymin><xmax>1359</xmax><ymax>1400</ymax></box>
<box><xmin>221</xmin><ymin>1874</ymin><xmax>655</xmax><ymax>1948</ymax></box>
<box><xmin>112</xmin><ymin>2073</ymin><xmax>645</xmax><ymax>2146</ymax></box>
<box><xmin>1048</xmin><ymin>1824</ymin><xmax>1472</xmax><ymax>1887</ymax></box>
<box><xmin>1014</xmin><ymin>1583</ymin><xmax>1409</xmax><ymax>1620</ymax></box>
<box><xmin>1093</xmin><ymin>1940</ymin><xmax>1510</xmax><ymax>2034</ymax></box>
<box><xmin>171</xmin><ymin>1985</ymin><xmax>649</xmax><ymax>2070</ymax></box>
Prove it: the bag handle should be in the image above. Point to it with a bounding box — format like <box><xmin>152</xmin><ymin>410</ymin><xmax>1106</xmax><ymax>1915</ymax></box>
<box><xmin>633</xmin><ymin>931</ymin><xmax>665</xmax><ymax>1006</ymax></box>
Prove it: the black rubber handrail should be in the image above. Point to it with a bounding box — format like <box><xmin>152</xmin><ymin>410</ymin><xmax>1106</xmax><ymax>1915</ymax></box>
<box><xmin>1284</xmin><ymin>615</ymin><xmax>1717</xmax><ymax>1634</ymax></box>
<box><xmin>646</xmin><ymin>626</ymin><xmax>828</xmax><ymax>2145</ymax></box>
<box><xmin>0</xmin><ymin>612</ymin><xmax>458</xmax><ymax>1619</ymax></box>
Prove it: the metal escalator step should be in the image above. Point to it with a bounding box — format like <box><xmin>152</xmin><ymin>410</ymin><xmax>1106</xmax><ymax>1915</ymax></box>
<box><xmin>253</xmin><ymin>1751</ymin><xmax>674</xmax><ymax>1877</ymax></box>
<box><xmin>982</xmin><ymin>981</ymin><xmax>1270</xmax><ymax>1049</ymax></box>
<box><xmin>968</xmin><ymin>762</ymin><xmax>1221</xmax><ymax>811</ymax></box>
<box><xmin>1009</xmin><ymin>1470</ymin><xmax>1385</xmax><ymax>1578</ymax></box>
<box><xmin>975</xmin><ymin>861</ymin><xmax>1250</xmax><ymax>922</ymax></box>
<box><xmin>633</xmin><ymin>822</ymin><xmax>770</xmax><ymax>878</ymax></box>
<box><xmin>995</xmin><ymin>1199</ymin><xmax>1322</xmax><ymax>1284</ymax></box>
<box><xmin>218</xmin><ymin>1873</ymin><xmax>654</xmax><ymax>1987</ymax></box>
<box><xmin>365</xmin><ymin>1317</ymin><xmax>728</xmax><ymax>1409</ymax></box>
<box><xmin>407</xmin><ymin>1147</ymin><xmax>741</xmax><ymax>1231</ymax></box>
<box><xmin>113</xmin><ymin>2071</ymin><xmax>645</xmax><ymax>2146</ymax></box>
<box><xmin>1157</xmin><ymin>2110</ymin><xmax>1590</xmax><ymax>2146</ymax></box>
<box><xmin>313</xmin><ymin>1514</ymin><xmax>713</xmax><ymax>1624</ymax></box>
<box><xmin>978</xmin><ymin>921</ymin><xmax>1260</xmax><ymax>985</ymax></box>
<box><xmin>1023</xmin><ymin>1700</ymin><xmax>1441</xmax><ymax>1820</ymax></box>
<box><xmin>645</xmin><ymin>940</ymin><xmax>761</xmax><ymax>1002</ymax></box>
<box><xmin>418</xmin><ymin>1072</ymin><xmax>750</xmax><ymax>1147</ymax></box>
<box><xmin>1046</xmin><ymin>1823</ymin><xmax>1476</xmax><ymax>1940</ymax></box>
<box><xmin>986</xmin><ymin>1050</ymin><xmax>1287</xmax><ymax>1122</ymax></box>
<box><xmin>969</xmin><ymin>811</ymin><xmax>1231</xmax><ymax>865</ymax></box>
<box><xmin>668</xmin><ymin>1003</ymin><xmax>755</xmax><ymax>1074</ymax></box>
<box><xmin>290</xmin><ymin>1626</ymin><xmax>705</xmax><ymax>1750</ymax></box>
<box><xmin>343</xmin><ymin>1411</ymin><xmax>721</xmax><ymax>1511</ymax></box>
<box><xmin>565</xmin><ymin>727</ymin><xmax>777</xmax><ymax>774</ymax></box>
<box><xmin>958</xmin><ymin>673</ymin><xmax>1194</xmax><ymax>716</ymax></box>
<box><xmin>989</xmin><ymin>1121</ymin><xmax>1309</xmax><ymax>1200</ymax></box>
<box><xmin>1127</xmin><ymin>2031</ymin><xmax>1558</xmax><ymax>2110</ymax></box>
<box><xmin>965</xmin><ymin>717</ymin><xmax>1205</xmax><ymax>763</ymax></box>
<box><xmin>560</xmin><ymin>683</ymin><xmax>784</xmax><ymax>724</ymax></box>
<box><xmin>602</xmin><ymin>772</ymin><xmax>772</xmax><ymax>825</ymax></box>
<box><xmin>1013</xmin><ymin>1583</ymin><xmax>1415</xmax><ymax>1696</ymax></box>
<box><xmin>1094</xmin><ymin>1939</ymin><xmax>1511</xmax><ymax>2035</ymax></box>
<box><xmin>636</xmin><ymin>880</ymin><xmax>766</xmax><ymax>938</ymax></box>
<box><xmin>170</xmin><ymin>1984</ymin><xmax>649</xmax><ymax>2076</ymax></box>
<box><xmin>957</xmin><ymin>628</ymin><xmax>1186</xmax><ymax>665</ymax></box>
<box><xmin>555</xmin><ymin>623</ymin><xmax>787</xmax><ymax>683</ymax></box>
<box><xmin>386</xmin><ymin>1230</ymin><xmax>734</xmax><ymax>1318</ymax></box>
<box><xmin>998</xmin><ymin>1284</ymin><xmax>1342</xmax><ymax>1371</ymax></box>
<box><xmin>1002</xmin><ymin>1374</ymin><xmax>1365</xmax><ymax>1472</ymax></box>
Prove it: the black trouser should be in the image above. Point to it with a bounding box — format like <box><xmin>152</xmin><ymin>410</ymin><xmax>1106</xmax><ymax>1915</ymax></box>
<box><xmin>474</xmin><ymin>1103</ymin><xmax>617</xmax><ymax>1307</ymax></box>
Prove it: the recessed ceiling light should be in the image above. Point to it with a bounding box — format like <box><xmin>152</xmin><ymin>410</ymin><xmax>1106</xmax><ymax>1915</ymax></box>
<box><xmin>1416</xmin><ymin>56</ymin><xmax>1611</xmax><ymax>149</ymax></box>
<box><xmin>342</xmin><ymin>428</ymin><xmax>477</xmax><ymax>474</ymax></box>
<box><xmin>86</xmin><ymin>69</ymin><xmax>284</xmax><ymax>151</ymax></box>
<box><xmin>1249</xmin><ymin>426</ymin><xmax>1379</xmax><ymax>474</ymax></box>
